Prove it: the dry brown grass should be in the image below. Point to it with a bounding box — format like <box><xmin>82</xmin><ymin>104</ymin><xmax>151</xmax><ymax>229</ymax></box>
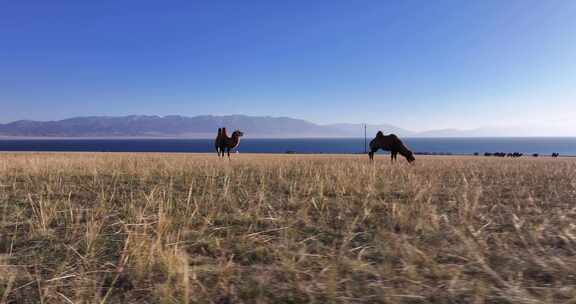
<box><xmin>1</xmin><ymin>152</ymin><xmax>575</xmax><ymax>303</ymax></box>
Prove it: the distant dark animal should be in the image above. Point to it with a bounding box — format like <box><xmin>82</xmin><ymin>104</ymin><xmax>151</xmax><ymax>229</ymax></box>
<box><xmin>473</xmin><ymin>152</ymin><xmax>479</xmax><ymax>156</ymax></box>
<box><xmin>215</xmin><ymin>128</ymin><xmax>244</xmax><ymax>159</ymax></box>
<box><xmin>506</xmin><ymin>152</ymin><xmax>523</xmax><ymax>158</ymax></box>
<box><xmin>552</xmin><ymin>153</ymin><xmax>559</xmax><ymax>158</ymax></box>
<box><xmin>532</xmin><ymin>153</ymin><xmax>539</xmax><ymax>157</ymax></box>
<box><xmin>368</xmin><ymin>131</ymin><xmax>415</xmax><ymax>163</ymax></box>
<box><xmin>484</xmin><ymin>152</ymin><xmax>492</xmax><ymax>157</ymax></box>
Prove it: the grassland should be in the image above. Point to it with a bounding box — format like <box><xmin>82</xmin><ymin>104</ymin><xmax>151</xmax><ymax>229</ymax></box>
<box><xmin>0</xmin><ymin>153</ymin><xmax>575</xmax><ymax>303</ymax></box>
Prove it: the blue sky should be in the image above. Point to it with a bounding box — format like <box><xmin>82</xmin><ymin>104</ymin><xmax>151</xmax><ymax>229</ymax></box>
<box><xmin>1</xmin><ymin>1</ymin><xmax>575</xmax><ymax>133</ymax></box>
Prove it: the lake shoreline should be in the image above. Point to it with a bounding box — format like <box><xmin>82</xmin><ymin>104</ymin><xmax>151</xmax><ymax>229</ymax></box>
<box><xmin>0</xmin><ymin>137</ymin><xmax>575</xmax><ymax>156</ymax></box>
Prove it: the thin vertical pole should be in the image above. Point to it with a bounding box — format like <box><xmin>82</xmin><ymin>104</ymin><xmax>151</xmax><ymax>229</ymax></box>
<box><xmin>363</xmin><ymin>124</ymin><xmax>367</xmax><ymax>153</ymax></box>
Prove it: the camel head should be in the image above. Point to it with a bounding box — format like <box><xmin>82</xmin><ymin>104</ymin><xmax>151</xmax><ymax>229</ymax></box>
<box><xmin>406</xmin><ymin>150</ymin><xmax>416</xmax><ymax>163</ymax></box>
<box><xmin>232</xmin><ymin>130</ymin><xmax>244</xmax><ymax>138</ymax></box>
<box><xmin>399</xmin><ymin>146</ymin><xmax>416</xmax><ymax>163</ymax></box>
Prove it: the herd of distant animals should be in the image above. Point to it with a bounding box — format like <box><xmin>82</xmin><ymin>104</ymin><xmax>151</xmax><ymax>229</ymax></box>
<box><xmin>479</xmin><ymin>152</ymin><xmax>560</xmax><ymax>158</ymax></box>
<box><xmin>214</xmin><ymin>128</ymin><xmax>561</xmax><ymax>161</ymax></box>
<box><xmin>481</xmin><ymin>152</ymin><xmax>523</xmax><ymax>157</ymax></box>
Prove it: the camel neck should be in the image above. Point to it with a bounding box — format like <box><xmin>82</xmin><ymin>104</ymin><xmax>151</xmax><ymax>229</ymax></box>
<box><xmin>231</xmin><ymin>134</ymin><xmax>240</xmax><ymax>144</ymax></box>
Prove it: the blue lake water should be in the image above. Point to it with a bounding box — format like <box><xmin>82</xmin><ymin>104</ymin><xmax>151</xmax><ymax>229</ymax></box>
<box><xmin>0</xmin><ymin>137</ymin><xmax>575</xmax><ymax>156</ymax></box>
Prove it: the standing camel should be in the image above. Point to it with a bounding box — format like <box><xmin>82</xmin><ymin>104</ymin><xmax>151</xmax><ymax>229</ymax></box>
<box><xmin>215</xmin><ymin>127</ymin><xmax>244</xmax><ymax>159</ymax></box>
<box><xmin>368</xmin><ymin>131</ymin><xmax>415</xmax><ymax>163</ymax></box>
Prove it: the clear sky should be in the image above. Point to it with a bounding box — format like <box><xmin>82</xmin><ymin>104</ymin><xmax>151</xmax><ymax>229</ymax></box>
<box><xmin>1</xmin><ymin>1</ymin><xmax>575</xmax><ymax>133</ymax></box>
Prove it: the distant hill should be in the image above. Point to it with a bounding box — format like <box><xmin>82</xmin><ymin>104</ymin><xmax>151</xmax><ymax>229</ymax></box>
<box><xmin>2</xmin><ymin>115</ymin><xmax>564</xmax><ymax>138</ymax></box>
<box><xmin>0</xmin><ymin>115</ymin><xmax>412</xmax><ymax>138</ymax></box>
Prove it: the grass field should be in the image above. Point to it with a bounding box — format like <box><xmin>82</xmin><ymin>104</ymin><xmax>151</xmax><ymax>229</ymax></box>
<box><xmin>1</xmin><ymin>153</ymin><xmax>575</xmax><ymax>303</ymax></box>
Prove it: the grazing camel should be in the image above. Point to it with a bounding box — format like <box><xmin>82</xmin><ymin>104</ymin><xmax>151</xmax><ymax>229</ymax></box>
<box><xmin>215</xmin><ymin>127</ymin><xmax>244</xmax><ymax>159</ymax></box>
<box><xmin>368</xmin><ymin>131</ymin><xmax>415</xmax><ymax>163</ymax></box>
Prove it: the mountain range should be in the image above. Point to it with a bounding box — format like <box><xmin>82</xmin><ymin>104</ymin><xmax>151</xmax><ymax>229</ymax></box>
<box><xmin>0</xmin><ymin>115</ymin><xmax>412</xmax><ymax>138</ymax></box>
<box><xmin>0</xmin><ymin>115</ymin><xmax>569</xmax><ymax>138</ymax></box>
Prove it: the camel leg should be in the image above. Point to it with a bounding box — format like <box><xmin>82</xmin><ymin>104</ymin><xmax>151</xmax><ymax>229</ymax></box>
<box><xmin>391</xmin><ymin>152</ymin><xmax>397</xmax><ymax>163</ymax></box>
<box><xmin>369</xmin><ymin>148</ymin><xmax>378</xmax><ymax>161</ymax></box>
<box><xmin>227</xmin><ymin>148</ymin><xmax>231</xmax><ymax>160</ymax></box>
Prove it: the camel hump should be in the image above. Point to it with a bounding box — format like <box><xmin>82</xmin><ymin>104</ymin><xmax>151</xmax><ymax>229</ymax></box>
<box><xmin>388</xmin><ymin>133</ymin><xmax>401</xmax><ymax>142</ymax></box>
<box><xmin>376</xmin><ymin>131</ymin><xmax>384</xmax><ymax>137</ymax></box>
